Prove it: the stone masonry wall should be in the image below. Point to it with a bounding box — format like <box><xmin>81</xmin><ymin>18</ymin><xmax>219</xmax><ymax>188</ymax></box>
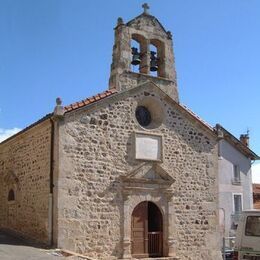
<box><xmin>57</xmin><ymin>84</ymin><xmax>220</xmax><ymax>260</ymax></box>
<box><xmin>0</xmin><ymin>120</ymin><xmax>52</xmax><ymax>244</ymax></box>
<box><xmin>109</xmin><ymin>14</ymin><xmax>179</xmax><ymax>102</ymax></box>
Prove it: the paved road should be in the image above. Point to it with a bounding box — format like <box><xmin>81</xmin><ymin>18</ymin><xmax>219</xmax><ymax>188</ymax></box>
<box><xmin>0</xmin><ymin>231</ymin><xmax>65</xmax><ymax>260</ymax></box>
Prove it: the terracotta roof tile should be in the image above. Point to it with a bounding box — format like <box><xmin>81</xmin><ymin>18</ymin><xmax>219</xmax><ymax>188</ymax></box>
<box><xmin>78</xmin><ymin>101</ymin><xmax>84</xmax><ymax>107</ymax></box>
<box><xmin>64</xmin><ymin>88</ymin><xmax>213</xmax><ymax>132</ymax></box>
<box><xmin>64</xmin><ymin>89</ymin><xmax>117</xmax><ymax>113</ymax></box>
<box><xmin>100</xmin><ymin>93</ymin><xmax>106</xmax><ymax>98</ymax></box>
<box><xmin>95</xmin><ymin>95</ymin><xmax>101</xmax><ymax>101</ymax></box>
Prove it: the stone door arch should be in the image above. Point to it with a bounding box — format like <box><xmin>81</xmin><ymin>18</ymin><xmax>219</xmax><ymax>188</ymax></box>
<box><xmin>131</xmin><ymin>201</ymin><xmax>163</xmax><ymax>258</ymax></box>
<box><xmin>121</xmin><ymin>163</ymin><xmax>177</xmax><ymax>259</ymax></box>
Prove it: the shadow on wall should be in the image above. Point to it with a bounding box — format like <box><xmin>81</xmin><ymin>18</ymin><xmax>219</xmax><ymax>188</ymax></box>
<box><xmin>0</xmin><ymin>229</ymin><xmax>50</xmax><ymax>249</ymax></box>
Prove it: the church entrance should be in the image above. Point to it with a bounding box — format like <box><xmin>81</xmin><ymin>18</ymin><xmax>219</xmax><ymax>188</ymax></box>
<box><xmin>131</xmin><ymin>201</ymin><xmax>163</xmax><ymax>258</ymax></box>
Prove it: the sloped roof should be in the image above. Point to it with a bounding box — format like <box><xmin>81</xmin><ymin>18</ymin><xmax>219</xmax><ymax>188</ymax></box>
<box><xmin>0</xmin><ymin>113</ymin><xmax>52</xmax><ymax>145</ymax></box>
<box><xmin>215</xmin><ymin>124</ymin><xmax>260</xmax><ymax>160</ymax></box>
<box><xmin>64</xmin><ymin>89</ymin><xmax>117</xmax><ymax>113</ymax></box>
<box><xmin>0</xmin><ymin>86</ymin><xmax>214</xmax><ymax>145</ymax></box>
<box><xmin>0</xmin><ymin>89</ymin><xmax>118</xmax><ymax>145</ymax></box>
<box><xmin>62</xmin><ymin>83</ymin><xmax>216</xmax><ymax>140</ymax></box>
<box><xmin>63</xmin><ymin>87</ymin><xmax>213</xmax><ymax>133</ymax></box>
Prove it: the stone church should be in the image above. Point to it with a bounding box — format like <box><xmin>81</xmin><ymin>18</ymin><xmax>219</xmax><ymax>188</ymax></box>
<box><xmin>0</xmin><ymin>5</ymin><xmax>224</xmax><ymax>260</ymax></box>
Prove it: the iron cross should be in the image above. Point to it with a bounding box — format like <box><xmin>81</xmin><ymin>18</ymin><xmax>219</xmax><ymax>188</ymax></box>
<box><xmin>142</xmin><ymin>3</ymin><xmax>149</xmax><ymax>14</ymax></box>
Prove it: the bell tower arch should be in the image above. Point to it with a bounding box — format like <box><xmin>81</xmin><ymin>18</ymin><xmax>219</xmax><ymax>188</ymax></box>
<box><xmin>109</xmin><ymin>4</ymin><xmax>179</xmax><ymax>102</ymax></box>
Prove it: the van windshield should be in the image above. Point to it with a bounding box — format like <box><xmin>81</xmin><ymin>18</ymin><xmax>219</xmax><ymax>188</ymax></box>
<box><xmin>245</xmin><ymin>216</ymin><xmax>260</xmax><ymax>237</ymax></box>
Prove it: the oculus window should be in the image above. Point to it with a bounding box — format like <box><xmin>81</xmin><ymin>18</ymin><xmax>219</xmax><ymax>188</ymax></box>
<box><xmin>136</xmin><ymin>106</ymin><xmax>151</xmax><ymax>127</ymax></box>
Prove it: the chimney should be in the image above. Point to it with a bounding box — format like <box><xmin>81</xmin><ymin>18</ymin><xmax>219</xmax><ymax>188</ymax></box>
<box><xmin>240</xmin><ymin>134</ymin><xmax>249</xmax><ymax>147</ymax></box>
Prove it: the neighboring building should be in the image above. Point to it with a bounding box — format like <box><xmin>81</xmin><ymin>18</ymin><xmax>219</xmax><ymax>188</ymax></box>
<box><xmin>0</xmin><ymin>5</ymin><xmax>258</xmax><ymax>260</ymax></box>
<box><xmin>253</xmin><ymin>184</ymin><xmax>260</xmax><ymax>209</ymax></box>
<box><xmin>216</xmin><ymin>125</ymin><xmax>259</xmax><ymax>238</ymax></box>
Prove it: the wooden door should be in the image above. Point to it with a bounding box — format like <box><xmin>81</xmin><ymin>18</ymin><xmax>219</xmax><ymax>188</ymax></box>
<box><xmin>148</xmin><ymin>202</ymin><xmax>163</xmax><ymax>257</ymax></box>
<box><xmin>131</xmin><ymin>201</ymin><xmax>149</xmax><ymax>258</ymax></box>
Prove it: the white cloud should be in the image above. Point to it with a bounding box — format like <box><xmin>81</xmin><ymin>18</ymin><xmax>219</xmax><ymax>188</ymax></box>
<box><xmin>252</xmin><ymin>163</ymin><xmax>260</xmax><ymax>184</ymax></box>
<box><xmin>0</xmin><ymin>128</ymin><xmax>21</xmax><ymax>142</ymax></box>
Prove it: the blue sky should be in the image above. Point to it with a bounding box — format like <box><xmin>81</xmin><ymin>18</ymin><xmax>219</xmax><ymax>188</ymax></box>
<box><xmin>0</xmin><ymin>0</ymin><xmax>260</xmax><ymax>180</ymax></box>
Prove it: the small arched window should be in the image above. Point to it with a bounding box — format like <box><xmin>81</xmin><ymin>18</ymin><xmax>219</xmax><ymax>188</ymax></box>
<box><xmin>8</xmin><ymin>189</ymin><xmax>15</xmax><ymax>201</ymax></box>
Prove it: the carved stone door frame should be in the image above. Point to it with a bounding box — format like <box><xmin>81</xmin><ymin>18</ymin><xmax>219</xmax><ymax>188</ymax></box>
<box><xmin>121</xmin><ymin>163</ymin><xmax>177</xmax><ymax>259</ymax></box>
<box><xmin>131</xmin><ymin>201</ymin><xmax>149</xmax><ymax>258</ymax></box>
<box><xmin>131</xmin><ymin>201</ymin><xmax>163</xmax><ymax>258</ymax></box>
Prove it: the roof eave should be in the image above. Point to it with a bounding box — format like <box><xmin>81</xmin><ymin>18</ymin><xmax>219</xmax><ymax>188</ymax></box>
<box><xmin>0</xmin><ymin>113</ymin><xmax>53</xmax><ymax>145</ymax></box>
<box><xmin>216</xmin><ymin>124</ymin><xmax>260</xmax><ymax>160</ymax></box>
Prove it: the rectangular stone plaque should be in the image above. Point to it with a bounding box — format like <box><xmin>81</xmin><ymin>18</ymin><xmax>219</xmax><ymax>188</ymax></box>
<box><xmin>135</xmin><ymin>133</ymin><xmax>162</xmax><ymax>161</ymax></box>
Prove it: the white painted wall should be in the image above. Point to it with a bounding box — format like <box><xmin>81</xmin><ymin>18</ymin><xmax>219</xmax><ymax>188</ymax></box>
<box><xmin>218</xmin><ymin>139</ymin><xmax>253</xmax><ymax>238</ymax></box>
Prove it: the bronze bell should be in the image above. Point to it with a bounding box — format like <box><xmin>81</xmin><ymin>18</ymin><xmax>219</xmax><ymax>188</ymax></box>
<box><xmin>131</xmin><ymin>47</ymin><xmax>141</xmax><ymax>65</ymax></box>
<box><xmin>150</xmin><ymin>51</ymin><xmax>158</xmax><ymax>71</ymax></box>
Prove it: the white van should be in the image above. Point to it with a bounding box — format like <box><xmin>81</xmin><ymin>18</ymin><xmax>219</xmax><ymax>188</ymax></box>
<box><xmin>233</xmin><ymin>210</ymin><xmax>260</xmax><ymax>260</ymax></box>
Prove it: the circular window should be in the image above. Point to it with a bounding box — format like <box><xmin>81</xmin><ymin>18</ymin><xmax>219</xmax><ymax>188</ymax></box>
<box><xmin>135</xmin><ymin>106</ymin><xmax>151</xmax><ymax>127</ymax></box>
<box><xmin>135</xmin><ymin>97</ymin><xmax>164</xmax><ymax>129</ymax></box>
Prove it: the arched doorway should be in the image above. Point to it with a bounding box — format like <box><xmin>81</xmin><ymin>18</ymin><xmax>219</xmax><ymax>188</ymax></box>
<box><xmin>131</xmin><ymin>201</ymin><xmax>163</xmax><ymax>258</ymax></box>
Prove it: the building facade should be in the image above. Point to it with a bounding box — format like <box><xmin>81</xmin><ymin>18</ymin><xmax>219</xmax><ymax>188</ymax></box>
<box><xmin>0</xmin><ymin>6</ymin><xmax>258</xmax><ymax>260</ymax></box>
<box><xmin>216</xmin><ymin>126</ymin><xmax>259</xmax><ymax>239</ymax></box>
